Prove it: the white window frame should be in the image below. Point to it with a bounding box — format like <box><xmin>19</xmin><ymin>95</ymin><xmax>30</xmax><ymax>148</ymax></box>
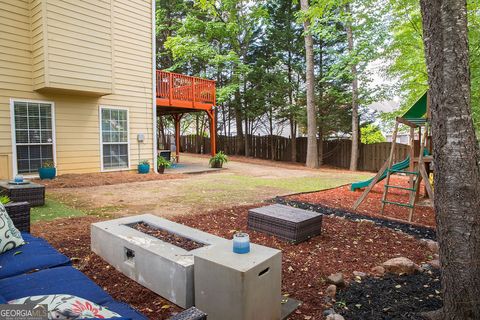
<box><xmin>9</xmin><ymin>98</ymin><xmax>57</xmax><ymax>178</ymax></box>
<box><xmin>99</xmin><ymin>105</ymin><xmax>131</xmax><ymax>172</ymax></box>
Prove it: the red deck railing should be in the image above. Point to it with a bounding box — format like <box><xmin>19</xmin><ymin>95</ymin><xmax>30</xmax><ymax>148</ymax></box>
<box><xmin>156</xmin><ymin>71</ymin><xmax>216</xmax><ymax>110</ymax></box>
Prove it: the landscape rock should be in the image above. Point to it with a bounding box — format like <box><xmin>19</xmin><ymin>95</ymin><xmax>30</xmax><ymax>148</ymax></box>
<box><xmin>421</xmin><ymin>239</ymin><xmax>439</xmax><ymax>253</ymax></box>
<box><xmin>382</xmin><ymin>257</ymin><xmax>420</xmax><ymax>275</ymax></box>
<box><xmin>326</xmin><ymin>284</ymin><xmax>337</xmax><ymax>298</ymax></box>
<box><xmin>326</xmin><ymin>273</ymin><xmax>345</xmax><ymax>286</ymax></box>
<box><xmin>371</xmin><ymin>266</ymin><xmax>385</xmax><ymax>277</ymax></box>
<box><xmin>428</xmin><ymin>259</ymin><xmax>440</xmax><ymax>269</ymax></box>
<box><xmin>420</xmin><ymin>263</ymin><xmax>432</xmax><ymax>271</ymax></box>
<box><xmin>323</xmin><ymin>308</ymin><xmax>335</xmax><ymax>317</ymax></box>
<box><xmin>326</xmin><ymin>314</ymin><xmax>345</xmax><ymax>320</ymax></box>
<box><xmin>353</xmin><ymin>271</ymin><xmax>367</xmax><ymax>279</ymax></box>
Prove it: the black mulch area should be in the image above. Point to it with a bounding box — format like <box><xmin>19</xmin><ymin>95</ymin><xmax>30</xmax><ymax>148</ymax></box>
<box><xmin>274</xmin><ymin>197</ymin><xmax>437</xmax><ymax>240</ymax></box>
<box><xmin>335</xmin><ymin>270</ymin><xmax>442</xmax><ymax>320</ymax></box>
<box><xmin>130</xmin><ymin>222</ymin><xmax>205</xmax><ymax>251</ymax></box>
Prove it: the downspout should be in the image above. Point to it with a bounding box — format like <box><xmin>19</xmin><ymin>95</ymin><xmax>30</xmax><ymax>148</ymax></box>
<box><xmin>151</xmin><ymin>0</ymin><xmax>158</xmax><ymax>172</ymax></box>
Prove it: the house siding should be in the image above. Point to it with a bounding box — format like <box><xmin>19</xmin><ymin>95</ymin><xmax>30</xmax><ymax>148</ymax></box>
<box><xmin>0</xmin><ymin>0</ymin><xmax>154</xmax><ymax>179</ymax></box>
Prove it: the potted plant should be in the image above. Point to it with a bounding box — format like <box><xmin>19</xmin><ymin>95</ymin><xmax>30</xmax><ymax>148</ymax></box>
<box><xmin>209</xmin><ymin>151</ymin><xmax>228</xmax><ymax>168</ymax></box>
<box><xmin>138</xmin><ymin>160</ymin><xmax>150</xmax><ymax>174</ymax></box>
<box><xmin>38</xmin><ymin>160</ymin><xmax>56</xmax><ymax>180</ymax></box>
<box><xmin>157</xmin><ymin>156</ymin><xmax>172</xmax><ymax>174</ymax></box>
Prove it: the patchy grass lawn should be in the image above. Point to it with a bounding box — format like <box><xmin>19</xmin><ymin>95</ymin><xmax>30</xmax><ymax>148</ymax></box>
<box><xmin>228</xmin><ymin>173</ymin><xmax>371</xmax><ymax>193</ymax></box>
<box><xmin>44</xmin><ymin>155</ymin><xmax>373</xmax><ymax>217</ymax></box>
<box><xmin>31</xmin><ymin>198</ymin><xmax>85</xmax><ymax>222</ymax></box>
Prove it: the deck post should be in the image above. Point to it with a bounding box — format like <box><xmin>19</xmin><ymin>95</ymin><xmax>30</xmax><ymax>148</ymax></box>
<box><xmin>173</xmin><ymin>114</ymin><xmax>183</xmax><ymax>162</ymax></box>
<box><xmin>207</xmin><ymin>109</ymin><xmax>216</xmax><ymax>156</ymax></box>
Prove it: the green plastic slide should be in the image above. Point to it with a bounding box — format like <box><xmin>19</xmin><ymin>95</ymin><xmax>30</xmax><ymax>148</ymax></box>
<box><xmin>350</xmin><ymin>156</ymin><xmax>411</xmax><ymax>191</ymax></box>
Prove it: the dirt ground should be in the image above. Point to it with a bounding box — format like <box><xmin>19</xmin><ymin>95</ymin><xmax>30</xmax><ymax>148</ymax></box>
<box><xmin>43</xmin><ymin>154</ymin><xmax>371</xmax><ymax>218</ymax></box>
<box><xmin>289</xmin><ymin>176</ymin><xmax>436</xmax><ymax>228</ymax></box>
<box><xmin>32</xmin><ymin>172</ymin><xmax>183</xmax><ymax>188</ymax></box>
<box><xmin>32</xmin><ymin>205</ymin><xmax>434</xmax><ymax>320</ymax></box>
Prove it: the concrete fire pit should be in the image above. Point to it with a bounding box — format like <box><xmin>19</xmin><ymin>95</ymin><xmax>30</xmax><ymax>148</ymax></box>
<box><xmin>91</xmin><ymin>214</ymin><xmax>227</xmax><ymax>308</ymax></box>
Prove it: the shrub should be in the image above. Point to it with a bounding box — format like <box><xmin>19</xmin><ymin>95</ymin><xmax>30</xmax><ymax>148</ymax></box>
<box><xmin>209</xmin><ymin>151</ymin><xmax>229</xmax><ymax>165</ymax></box>
<box><xmin>157</xmin><ymin>156</ymin><xmax>172</xmax><ymax>168</ymax></box>
<box><xmin>42</xmin><ymin>160</ymin><xmax>55</xmax><ymax>168</ymax></box>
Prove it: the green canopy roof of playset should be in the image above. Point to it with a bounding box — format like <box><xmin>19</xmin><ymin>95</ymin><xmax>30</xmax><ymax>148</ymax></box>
<box><xmin>400</xmin><ymin>92</ymin><xmax>428</xmax><ymax>125</ymax></box>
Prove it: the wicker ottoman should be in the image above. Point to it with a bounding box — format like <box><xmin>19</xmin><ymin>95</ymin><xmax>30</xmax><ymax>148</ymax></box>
<box><xmin>0</xmin><ymin>181</ymin><xmax>45</xmax><ymax>207</ymax></box>
<box><xmin>4</xmin><ymin>201</ymin><xmax>31</xmax><ymax>233</ymax></box>
<box><xmin>248</xmin><ymin>204</ymin><xmax>323</xmax><ymax>244</ymax></box>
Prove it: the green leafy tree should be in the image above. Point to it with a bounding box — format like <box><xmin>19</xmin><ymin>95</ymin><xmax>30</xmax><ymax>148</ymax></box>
<box><xmin>360</xmin><ymin>124</ymin><xmax>386</xmax><ymax>144</ymax></box>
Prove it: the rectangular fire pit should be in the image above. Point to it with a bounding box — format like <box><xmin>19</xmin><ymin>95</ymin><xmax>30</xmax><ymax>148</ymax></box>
<box><xmin>91</xmin><ymin>214</ymin><xmax>227</xmax><ymax>308</ymax></box>
<box><xmin>248</xmin><ymin>204</ymin><xmax>323</xmax><ymax>244</ymax></box>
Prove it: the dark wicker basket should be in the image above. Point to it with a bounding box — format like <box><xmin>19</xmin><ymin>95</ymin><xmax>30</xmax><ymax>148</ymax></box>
<box><xmin>168</xmin><ymin>307</ymin><xmax>207</xmax><ymax>320</ymax></box>
<box><xmin>4</xmin><ymin>201</ymin><xmax>31</xmax><ymax>233</ymax></box>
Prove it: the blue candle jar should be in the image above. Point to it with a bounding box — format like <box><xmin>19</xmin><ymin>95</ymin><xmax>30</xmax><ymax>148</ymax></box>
<box><xmin>14</xmin><ymin>175</ymin><xmax>24</xmax><ymax>183</ymax></box>
<box><xmin>233</xmin><ymin>232</ymin><xmax>250</xmax><ymax>254</ymax></box>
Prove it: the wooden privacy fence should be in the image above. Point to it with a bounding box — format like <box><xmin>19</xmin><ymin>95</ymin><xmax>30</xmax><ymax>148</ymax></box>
<box><xmin>171</xmin><ymin>135</ymin><xmax>409</xmax><ymax>172</ymax></box>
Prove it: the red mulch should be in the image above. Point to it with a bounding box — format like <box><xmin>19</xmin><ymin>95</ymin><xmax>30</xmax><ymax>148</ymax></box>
<box><xmin>288</xmin><ymin>176</ymin><xmax>436</xmax><ymax>228</ymax></box>
<box><xmin>132</xmin><ymin>222</ymin><xmax>205</xmax><ymax>251</ymax></box>
<box><xmin>32</xmin><ymin>171</ymin><xmax>184</xmax><ymax>188</ymax></box>
<box><xmin>32</xmin><ymin>205</ymin><xmax>433</xmax><ymax>320</ymax></box>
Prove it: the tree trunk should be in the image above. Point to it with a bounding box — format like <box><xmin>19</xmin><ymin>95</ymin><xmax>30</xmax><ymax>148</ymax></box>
<box><xmin>290</xmin><ymin>117</ymin><xmax>297</xmax><ymax>162</ymax></box>
<box><xmin>346</xmin><ymin>4</ymin><xmax>359</xmax><ymax>171</ymax></box>
<box><xmin>420</xmin><ymin>0</ymin><xmax>480</xmax><ymax>319</ymax></box>
<box><xmin>234</xmin><ymin>89</ymin><xmax>245</xmax><ymax>155</ymax></box>
<box><xmin>244</xmin><ymin>117</ymin><xmax>250</xmax><ymax>157</ymax></box>
<box><xmin>300</xmin><ymin>0</ymin><xmax>319</xmax><ymax>168</ymax></box>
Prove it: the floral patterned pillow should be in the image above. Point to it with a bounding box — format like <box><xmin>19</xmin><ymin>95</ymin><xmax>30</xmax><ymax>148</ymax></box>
<box><xmin>9</xmin><ymin>294</ymin><xmax>122</xmax><ymax>319</ymax></box>
<box><xmin>0</xmin><ymin>202</ymin><xmax>24</xmax><ymax>253</ymax></box>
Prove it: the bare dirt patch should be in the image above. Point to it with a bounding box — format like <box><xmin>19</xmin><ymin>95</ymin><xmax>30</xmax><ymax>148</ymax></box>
<box><xmin>32</xmin><ymin>205</ymin><xmax>433</xmax><ymax>319</ymax></box>
<box><xmin>32</xmin><ymin>171</ymin><xmax>184</xmax><ymax>188</ymax></box>
<box><xmin>288</xmin><ymin>176</ymin><xmax>436</xmax><ymax>228</ymax></box>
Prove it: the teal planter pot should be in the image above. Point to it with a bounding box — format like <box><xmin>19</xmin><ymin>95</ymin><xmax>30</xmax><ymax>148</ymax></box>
<box><xmin>38</xmin><ymin>167</ymin><xmax>56</xmax><ymax>180</ymax></box>
<box><xmin>138</xmin><ymin>164</ymin><xmax>150</xmax><ymax>174</ymax></box>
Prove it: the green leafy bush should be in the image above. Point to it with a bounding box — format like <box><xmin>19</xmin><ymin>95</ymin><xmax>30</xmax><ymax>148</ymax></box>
<box><xmin>209</xmin><ymin>151</ymin><xmax>228</xmax><ymax>166</ymax></box>
<box><xmin>157</xmin><ymin>156</ymin><xmax>172</xmax><ymax>168</ymax></box>
<box><xmin>139</xmin><ymin>159</ymin><xmax>150</xmax><ymax>166</ymax></box>
<box><xmin>42</xmin><ymin>160</ymin><xmax>55</xmax><ymax>168</ymax></box>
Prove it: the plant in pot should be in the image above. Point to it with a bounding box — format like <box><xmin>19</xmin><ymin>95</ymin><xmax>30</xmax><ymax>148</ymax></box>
<box><xmin>38</xmin><ymin>160</ymin><xmax>56</xmax><ymax>180</ymax></box>
<box><xmin>209</xmin><ymin>151</ymin><xmax>228</xmax><ymax>168</ymax></box>
<box><xmin>138</xmin><ymin>160</ymin><xmax>150</xmax><ymax>174</ymax></box>
<box><xmin>157</xmin><ymin>156</ymin><xmax>172</xmax><ymax>174</ymax></box>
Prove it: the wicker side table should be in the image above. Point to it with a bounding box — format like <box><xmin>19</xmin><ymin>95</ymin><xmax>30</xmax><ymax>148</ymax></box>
<box><xmin>248</xmin><ymin>204</ymin><xmax>323</xmax><ymax>244</ymax></box>
<box><xmin>4</xmin><ymin>201</ymin><xmax>31</xmax><ymax>233</ymax></box>
<box><xmin>0</xmin><ymin>181</ymin><xmax>45</xmax><ymax>207</ymax></box>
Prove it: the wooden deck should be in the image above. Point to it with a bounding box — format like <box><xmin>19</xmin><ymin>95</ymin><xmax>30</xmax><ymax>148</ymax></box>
<box><xmin>156</xmin><ymin>71</ymin><xmax>216</xmax><ymax>111</ymax></box>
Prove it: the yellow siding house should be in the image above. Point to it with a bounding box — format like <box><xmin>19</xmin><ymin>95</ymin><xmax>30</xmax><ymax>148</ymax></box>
<box><xmin>0</xmin><ymin>0</ymin><xmax>156</xmax><ymax>179</ymax></box>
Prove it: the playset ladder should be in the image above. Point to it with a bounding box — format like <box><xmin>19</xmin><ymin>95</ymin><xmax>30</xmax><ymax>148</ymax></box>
<box><xmin>380</xmin><ymin>125</ymin><xmax>433</xmax><ymax>221</ymax></box>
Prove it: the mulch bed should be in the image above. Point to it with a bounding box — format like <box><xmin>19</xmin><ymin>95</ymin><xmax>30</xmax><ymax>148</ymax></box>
<box><xmin>287</xmin><ymin>176</ymin><xmax>436</xmax><ymax>228</ymax></box>
<box><xmin>275</xmin><ymin>198</ymin><xmax>437</xmax><ymax>240</ymax></box>
<box><xmin>335</xmin><ymin>270</ymin><xmax>442</xmax><ymax>319</ymax></box>
<box><xmin>131</xmin><ymin>222</ymin><xmax>205</xmax><ymax>251</ymax></box>
<box><xmin>32</xmin><ymin>205</ymin><xmax>436</xmax><ymax>320</ymax></box>
<box><xmin>32</xmin><ymin>171</ymin><xmax>184</xmax><ymax>188</ymax></box>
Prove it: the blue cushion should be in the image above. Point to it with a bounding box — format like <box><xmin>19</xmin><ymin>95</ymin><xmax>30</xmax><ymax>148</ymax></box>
<box><xmin>0</xmin><ymin>233</ymin><xmax>71</xmax><ymax>279</ymax></box>
<box><xmin>0</xmin><ymin>266</ymin><xmax>113</xmax><ymax>305</ymax></box>
<box><xmin>103</xmin><ymin>301</ymin><xmax>148</xmax><ymax>320</ymax></box>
